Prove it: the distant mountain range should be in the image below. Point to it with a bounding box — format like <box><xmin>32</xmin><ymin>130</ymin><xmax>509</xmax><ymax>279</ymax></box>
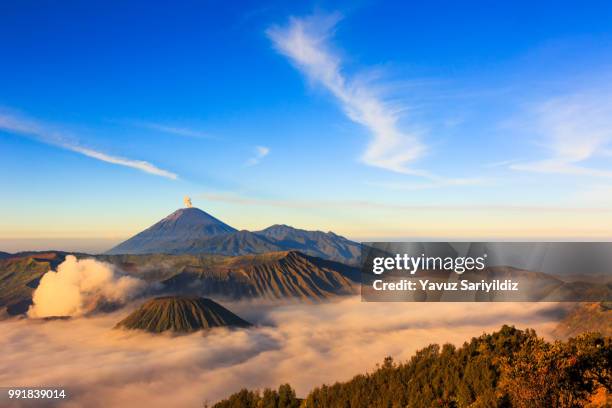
<box><xmin>158</xmin><ymin>250</ymin><xmax>359</xmax><ymax>300</ymax></box>
<box><xmin>0</xmin><ymin>250</ymin><xmax>360</xmax><ymax>317</ymax></box>
<box><xmin>99</xmin><ymin>250</ymin><xmax>360</xmax><ymax>300</ymax></box>
<box><xmin>106</xmin><ymin>207</ymin><xmax>361</xmax><ymax>265</ymax></box>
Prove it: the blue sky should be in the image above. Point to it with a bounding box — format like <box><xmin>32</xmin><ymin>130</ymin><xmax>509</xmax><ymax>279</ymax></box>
<box><xmin>2</xmin><ymin>1</ymin><xmax>612</xmax><ymax>252</ymax></box>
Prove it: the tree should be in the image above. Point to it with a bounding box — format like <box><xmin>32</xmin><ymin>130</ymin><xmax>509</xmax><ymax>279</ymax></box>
<box><xmin>500</xmin><ymin>332</ymin><xmax>611</xmax><ymax>407</ymax></box>
<box><xmin>213</xmin><ymin>326</ymin><xmax>610</xmax><ymax>408</ymax></box>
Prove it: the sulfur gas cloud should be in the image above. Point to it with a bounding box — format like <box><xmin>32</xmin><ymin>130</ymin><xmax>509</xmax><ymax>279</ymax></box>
<box><xmin>28</xmin><ymin>256</ymin><xmax>146</xmax><ymax>318</ymax></box>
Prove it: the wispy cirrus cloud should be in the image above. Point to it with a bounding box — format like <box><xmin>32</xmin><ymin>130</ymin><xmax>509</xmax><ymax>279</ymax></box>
<box><xmin>0</xmin><ymin>112</ymin><xmax>178</xmax><ymax>180</ymax></box>
<box><xmin>246</xmin><ymin>145</ymin><xmax>270</xmax><ymax>166</ymax></box>
<box><xmin>68</xmin><ymin>146</ymin><xmax>178</xmax><ymax>179</ymax></box>
<box><xmin>131</xmin><ymin>121</ymin><xmax>215</xmax><ymax>140</ymax></box>
<box><xmin>510</xmin><ymin>90</ymin><xmax>612</xmax><ymax>178</ymax></box>
<box><xmin>267</xmin><ymin>13</ymin><xmax>427</xmax><ymax>176</ymax></box>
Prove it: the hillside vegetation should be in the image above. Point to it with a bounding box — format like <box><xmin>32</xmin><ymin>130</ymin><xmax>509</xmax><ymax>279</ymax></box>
<box><xmin>211</xmin><ymin>326</ymin><xmax>611</xmax><ymax>408</ymax></box>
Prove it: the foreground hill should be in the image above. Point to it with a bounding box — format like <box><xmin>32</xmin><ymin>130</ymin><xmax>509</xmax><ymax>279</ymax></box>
<box><xmin>212</xmin><ymin>326</ymin><xmax>611</xmax><ymax>408</ymax></box>
<box><xmin>115</xmin><ymin>296</ymin><xmax>251</xmax><ymax>333</ymax></box>
<box><xmin>106</xmin><ymin>207</ymin><xmax>361</xmax><ymax>264</ymax></box>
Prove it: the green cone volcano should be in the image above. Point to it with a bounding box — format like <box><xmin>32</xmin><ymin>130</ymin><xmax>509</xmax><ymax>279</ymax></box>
<box><xmin>115</xmin><ymin>296</ymin><xmax>251</xmax><ymax>333</ymax></box>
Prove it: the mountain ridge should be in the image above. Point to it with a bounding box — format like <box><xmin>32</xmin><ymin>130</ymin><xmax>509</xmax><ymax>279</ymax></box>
<box><xmin>106</xmin><ymin>207</ymin><xmax>361</xmax><ymax>264</ymax></box>
<box><xmin>160</xmin><ymin>250</ymin><xmax>360</xmax><ymax>300</ymax></box>
<box><xmin>0</xmin><ymin>250</ymin><xmax>360</xmax><ymax>318</ymax></box>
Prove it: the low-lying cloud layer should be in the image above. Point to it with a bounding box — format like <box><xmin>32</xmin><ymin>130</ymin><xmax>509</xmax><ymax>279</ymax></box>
<box><xmin>2</xmin><ymin>297</ymin><xmax>562</xmax><ymax>407</ymax></box>
<box><xmin>28</xmin><ymin>256</ymin><xmax>146</xmax><ymax>318</ymax></box>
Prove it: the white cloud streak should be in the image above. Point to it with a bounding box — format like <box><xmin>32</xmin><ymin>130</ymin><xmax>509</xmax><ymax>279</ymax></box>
<box><xmin>510</xmin><ymin>91</ymin><xmax>612</xmax><ymax>178</ymax></box>
<box><xmin>132</xmin><ymin>121</ymin><xmax>215</xmax><ymax>140</ymax></box>
<box><xmin>246</xmin><ymin>145</ymin><xmax>270</xmax><ymax>166</ymax></box>
<box><xmin>267</xmin><ymin>14</ymin><xmax>427</xmax><ymax>175</ymax></box>
<box><xmin>0</xmin><ymin>112</ymin><xmax>178</xmax><ymax>180</ymax></box>
<box><xmin>70</xmin><ymin>146</ymin><xmax>178</xmax><ymax>179</ymax></box>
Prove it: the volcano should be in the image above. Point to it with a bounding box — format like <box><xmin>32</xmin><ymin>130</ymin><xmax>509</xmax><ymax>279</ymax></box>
<box><xmin>107</xmin><ymin>207</ymin><xmax>236</xmax><ymax>254</ymax></box>
<box><xmin>115</xmin><ymin>296</ymin><xmax>251</xmax><ymax>333</ymax></box>
<box><xmin>160</xmin><ymin>250</ymin><xmax>359</xmax><ymax>300</ymax></box>
<box><xmin>106</xmin><ymin>207</ymin><xmax>361</xmax><ymax>264</ymax></box>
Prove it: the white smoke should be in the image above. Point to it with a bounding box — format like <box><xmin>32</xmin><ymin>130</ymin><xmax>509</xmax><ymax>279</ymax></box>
<box><xmin>184</xmin><ymin>196</ymin><xmax>192</xmax><ymax>208</ymax></box>
<box><xmin>27</xmin><ymin>256</ymin><xmax>146</xmax><ymax>318</ymax></box>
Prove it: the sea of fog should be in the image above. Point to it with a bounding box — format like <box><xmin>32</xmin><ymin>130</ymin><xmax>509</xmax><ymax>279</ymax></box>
<box><xmin>0</xmin><ymin>298</ymin><xmax>564</xmax><ymax>407</ymax></box>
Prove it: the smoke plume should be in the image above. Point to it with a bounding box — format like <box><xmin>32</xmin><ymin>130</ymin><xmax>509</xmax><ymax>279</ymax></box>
<box><xmin>27</xmin><ymin>256</ymin><xmax>146</xmax><ymax>318</ymax></box>
<box><xmin>184</xmin><ymin>196</ymin><xmax>192</xmax><ymax>208</ymax></box>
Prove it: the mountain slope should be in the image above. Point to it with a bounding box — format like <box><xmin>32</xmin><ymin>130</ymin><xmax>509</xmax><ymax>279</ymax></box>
<box><xmin>107</xmin><ymin>207</ymin><xmax>236</xmax><ymax>254</ymax></box>
<box><xmin>177</xmin><ymin>230</ymin><xmax>285</xmax><ymax>256</ymax></box>
<box><xmin>0</xmin><ymin>252</ymin><xmax>70</xmax><ymax>316</ymax></box>
<box><xmin>552</xmin><ymin>302</ymin><xmax>612</xmax><ymax>339</ymax></box>
<box><xmin>163</xmin><ymin>226</ymin><xmax>361</xmax><ymax>264</ymax></box>
<box><xmin>115</xmin><ymin>296</ymin><xmax>251</xmax><ymax>333</ymax></box>
<box><xmin>256</xmin><ymin>224</ymin><xmax>361</xmax><ymax>265</ymax></box>
<box><xmin>0</xmin><ymin>250</ymin><xmax>359</xmax><ymax>318</ymax></box>
<box><xmin>160</xmin><ymin>251</ymin><xmax>359</xmax><ymax>300</ymax></box>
